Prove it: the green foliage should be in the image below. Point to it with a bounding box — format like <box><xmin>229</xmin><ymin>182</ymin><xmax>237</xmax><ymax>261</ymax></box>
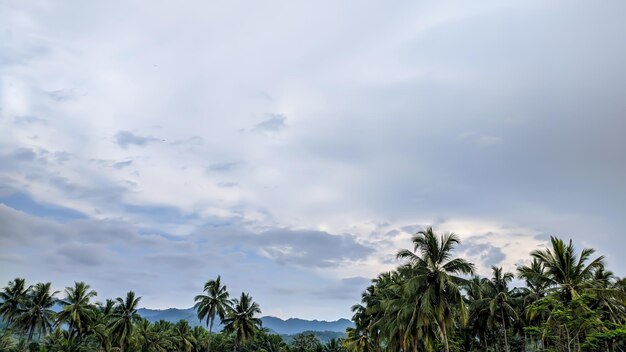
<box><xmin>581</xmin><ymin>324</ymin><xmax>626</xmax><ymax>351</ymax></box>
<box><xmin>291</xmin><ymin>332</ymin><xmax>322</xmax><ymax>352</ymax></box>
<box><xmin>348</xmin><ymin>230</ymin><xmax>626</xmax><ymax>352</ymax></box>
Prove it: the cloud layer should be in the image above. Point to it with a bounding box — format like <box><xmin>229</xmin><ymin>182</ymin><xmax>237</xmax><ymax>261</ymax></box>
<box><xmin>1</xmin><ymin>1</ymin><xmax>625</xmax><ymax>319</ymax></box>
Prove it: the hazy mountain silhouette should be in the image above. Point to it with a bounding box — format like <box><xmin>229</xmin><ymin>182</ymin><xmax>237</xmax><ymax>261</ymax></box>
<box><xmin>137</xmin><ymin>307</ymin><xmax>353</xmax><ymax>334</ymax></box>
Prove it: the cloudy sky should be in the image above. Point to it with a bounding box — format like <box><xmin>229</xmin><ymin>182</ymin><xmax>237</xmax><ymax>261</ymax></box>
<box><xmin>1</xmin><ymin>1</ymin><xmax>625</xmax><ymax>320</ymax></box>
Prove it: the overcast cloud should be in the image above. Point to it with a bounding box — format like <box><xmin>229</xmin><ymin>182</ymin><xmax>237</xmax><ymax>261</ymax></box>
<box><xmin>1</xmin><ymin>1</ymin><xmax>625</xmax><ymax>320</ymax></box>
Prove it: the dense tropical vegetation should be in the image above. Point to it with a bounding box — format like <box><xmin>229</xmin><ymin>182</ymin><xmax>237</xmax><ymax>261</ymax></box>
<box><xmin>0</xmin><ymin>276</ymin><xmax>343</xmax><ymax>352</ymax></box>
<box><xmin>345</xmin><ymin>228</ymin><xmax>626</xmax><ymax>351</ymax></box>
<box><xmin>1</xmin><ymin>229</ymin><xmax>624</xmax><ymax>351</ymax></box>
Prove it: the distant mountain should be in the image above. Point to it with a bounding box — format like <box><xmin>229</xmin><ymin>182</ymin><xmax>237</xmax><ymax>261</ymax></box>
<box><xmin>261</xmin><ymin>316</ymin><xmax>353</xmax><ymax>335</ymax></box>
<box><xmin>138</xmin><ymin>307</ymin><xmax>201</xmax><ymax>326</ymax></box>
<box><xmin>137</xmin><ymin>307</ymin><xmax>353</xmax><ymax>335</ymax></box>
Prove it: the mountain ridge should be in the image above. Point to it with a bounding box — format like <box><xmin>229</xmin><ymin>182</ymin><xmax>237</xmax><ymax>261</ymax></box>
<box><xmin>136</xmin><ymin>307</ymin><xmax>353</xmax><ymax>335</ymax></box>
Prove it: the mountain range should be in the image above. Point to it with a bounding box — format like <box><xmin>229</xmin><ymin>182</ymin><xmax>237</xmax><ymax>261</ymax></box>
<box><xmin>137</xmin><ymin>307</ymin><xmax>353</xmax><ymax>335</ymax></box>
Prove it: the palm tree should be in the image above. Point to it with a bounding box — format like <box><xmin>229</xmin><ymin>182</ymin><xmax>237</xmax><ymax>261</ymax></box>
<box><xmin>15</xmin><ymin>282</ymin><xmax>59</xmax><ymax>342</ymax></box>
<box><xmin>396</xmin><ymin>227</ymin><xmax>475</xmax><ymax>352</ymax></box>
<box><xmin>194</xmin><ymin>275</ymin><xmax>232</xmax><ymax>352</ymax></box>
<box><xmin>465</xmin><ymin>276</ymin><xmax>492</xmax><ymax>350</ymax></box>
<box><xmin>222</xmin><ymin>292</ymin><xmax>262</xmax><ymax>351</ymax></box>
<box><xmin>43</xmin><ymin>328</ymin><xmax>92</xmax><ymax>352</ymax></box>
<box><xmin>343</xmin><ymin>327</ymin><xmax>373</xmax><ymax>352</ymax></box>
<box><xmin>531</xmin><ymin>236</ymin><xmax>605</xmax><ymax>302</ymax></box>
<box><xmin>482</xmin><ymin>266</ymin><xmax>518</xmax><ymax>352</ymax></box>
<box><xmin>191</xmin><ymin>326</ymin><xmax>209</xmax><ymax>352</ymax></box>
<box><xmin>109</xmin><ymin>291</ymin><xmax>141</xmax><ymax>352</ymax></box>
<box><xmin>257</xmin><ymin>333</ymin><xmax>289</xmax><ymax>352</ymax></box>
<box><xmin>324</xmin><ymin>338</ymin><xmax>345</xmax><ymax>352</ymax></box>
<box><xmin>173</xmin><ymin>320</ymin><xmax>196</xmax><ymax>352</ymax></box>
<box><xmin>0</xmin><ymin>278</ymin><xmax>31</xmax><ymax>329</ymax></box>
<box><xmin>57</xmin><ymin>281</ymin><xmax>98</xmax><ymax>340</ymax></box>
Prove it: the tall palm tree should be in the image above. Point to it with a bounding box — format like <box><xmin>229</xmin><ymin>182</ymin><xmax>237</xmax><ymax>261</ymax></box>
<box><xmin>222</xmin><ymin>292</ymin><xmax>261</xmax><ymax>351</ymax></box>
<box><xmin>531</xmin><ymin>236</ymin><xmax>605</xmax><ymax>302</ymax></box>
<box><xmin>465</xmin><ymin>276</ymin><xmax>492</xmax><ymax>350</ymax></box>
<box><xmin>396</xmin><ymin>227</ymin><xmax>475</xmax><ymax>352</ymax></box>
<box><xmin>194</xmin><ymin>275</ymin><xmax>231</xmax><ymax>352</ymax></box>
<box><xmin>482</xmin><ymin>266</ymin><xmax>518</xmax><ymax>352</ymax></box>
<box><xmin>57</xmin><ymin>281</ymin><xmax>98</xmax><ymax>340</ymax></box>
<box><xmin>109</xmin><ymin>291</ymin><xmax>141</xmax><ymax>352</ymax></box>
<box><xmin>0</xmin><ymin>278</ymin><xmax>31</xmax><ymax>329</ymax></box>
<box><xmin>15</xmin><ymin>282</ymin><xmax>59</xmax><ymax>342</ymax></box>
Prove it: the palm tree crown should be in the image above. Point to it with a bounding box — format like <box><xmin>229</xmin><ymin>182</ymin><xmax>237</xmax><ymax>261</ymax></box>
<box><xmin>0</xmin><ymin>278</ymin><xmax>31</xmax><ymax>328</ymax></box>
<box><xmin>57</xmin><ymin>281</ymin><xmax>98</xmax><ymax>339</ymax></box>
<box><xmin>222</xmin><ymin>292</ymin><xmax>261</xmax><ymax>351</ymax></box>
<box><xmin>109</xmin><ymin>291</ymin><xmax>142</xmax><ymax>352</ymax></box>
<box><xmin>531</xmin><ymin>236</ymin><xmax>605</xmax><ymax>301</ymax></box>
<box><xmin>16</xmin><ymin>282</ymin><xmax>59</xmax><ymax>341</ymax></box>
<box><xmin>396</xmin><ymin>227</ymin><xmax>475</xmax><ymax>352</ymax></box>
<box><xmin>194</xmin><ymin>275</ymin><xmax>232</xmax><ymax>351</ymax></box>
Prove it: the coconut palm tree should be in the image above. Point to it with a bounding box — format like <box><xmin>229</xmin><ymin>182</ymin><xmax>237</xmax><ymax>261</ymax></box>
<box><xmin>531</xmin><ymin>236</ymin><xmax>605</xmax><ymax>302</ymax></box>
<box><xmin>257</xmin><ymin>333</ymin><xmax>289</xmax><ymax>352</ymax></box>
<box><xmin>109</xmin><ymin>291</ymin><xmax>141</xmax><ymax>352</ymax></box>
<box><xmin>191</xmin><ymin>326</ymin><xmax>209</xmax><ymax>352</ymax></box>
<box><xmin>194</xmin><ymin>275</ymin><xmax>232</xmax><ymax>352</ymax></box>
<box><xmin>173</xmin><ymin>320</ymin><xmax>196</xmax><ymax>352</ymax></box>
<box><xmin>0</xmin><ymin>278</ymin><xmax>31</xmax><ymax>329</ymax></box>
<box><xmin>482</xmin><ymin>266</ymin><xmax>518</xmax><ymax>352</ymax></box>
<box><xmin>324</xmin><ymin>338</ymin><xmax>345</xmax><ymax>352</ymax></box>
<box><xmin>57</xmin><ymin>281</ymin><xmax>98</xmax><ymax>340</ymax></box>
<box><xmin>343</xmin><ymin>327</ymin><xmax>373</xmax><ymax>352</ymax></box>
<box><xmin>396</xmin><ymin>227</ymin><xmax>475</xmax><ymax>352</ymax></box>
<box><xmin>464</xmin><ymin>276</ymin><xmax>492</xmax><ymax>350</ymax></box>
<box><xmin>15</xmin><ymin>282</ymin><xmax>59</xmax><ymax>342</ymax></box>
<box><xmin>222</xmin><ymin>292</ymin><xmax>261</xmax><ymax>351</ymax></box>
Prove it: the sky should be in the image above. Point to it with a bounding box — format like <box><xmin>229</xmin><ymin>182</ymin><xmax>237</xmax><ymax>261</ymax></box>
<box><xmin>1</xmin><ymin>1</ymin><xmax>625</xmax><ymax>320</ymax></box>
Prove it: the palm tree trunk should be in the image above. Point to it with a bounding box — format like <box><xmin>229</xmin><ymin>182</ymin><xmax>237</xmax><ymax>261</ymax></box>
<box><xmin>208</xmin><ymin>319</ymin><xmax>213</xmax><ymax>352</ymax></box>
<box><xmin>501</xmin><ymin>307</ymin><xmax>510</xmax><ymax>352</ymax></box>
<box><xmin>27</xmin><ymin>326</ymin><xmax>34</xmax><ymax>344</ymax></box>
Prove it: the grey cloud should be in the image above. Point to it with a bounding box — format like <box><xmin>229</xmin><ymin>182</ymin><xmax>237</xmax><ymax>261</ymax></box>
<box><xmin>144</xmin><ymin>253</ymin><xmax>205</xmax><ymax>269</ymax></box>
<box><xmin>203</xmin><ymin>227</ymin><xmax>374</xmax><ymax>268</ymax></box>
<box><xmin>47</xmin><ymin>88</ymin><xmax>74</xmax><ymax>101</ymax></box>
<box><xmin>0</xmin><ymin>148</ymin><xmax>39</xmax><ymax>169</ymax></box>
<box><xmin>400</xmin><ymin>225</ymin><xmax>422</xmax><ymax>234</ymax></box>
<box><xmin>56</xmin><ymin>243</ymin><xmax>109</xmax><ymax>267</ymax></box>
<box><xmin>52</xmin><ymin>152</ymin><xmax>72</xmax><ymax>164</ymax></box>
<box><xmin>114</xmin><ymin>131</ymin><xmax>159</xmax><ymax>148</ymax></box>
<box><xmin>14</xmin><ymin>115</ymin><xmax>47</xmax><ymax>125</ymax></box>
<box><xmin>48</xmin><ymin>175</ymin><xmax>127</xmax><ymax>204</ymax></box>
<box><xmin>384</xmin><ymin>229</ymin><xmax>400</xmax><ymax>237</ymax></box>
<box><xmin>207</xmin><ymin>162</ymin><xmax>238</xmax><ymax>172</ymax></box>
<box><xmin>313</xmin><ymin>276</ymin><xmax>371</xmax><ymax>300</ymax></box>
<box><xmin>171</xmin><ymin>136</ymin><xmax>204</xmax><ymax>146</ymax></box>
<box><xmin>113</xmin><ymin>160</ymin><xmax>133</xmax><ymax>169</ymax></box>
<box><xmin>459</xmin><ymin>238</ymin><xmax>507</xmax><ymax>271</ymax></box>
<box><xmin>217</xmin><ymin>181</ymin><xmax>238</xmax><ymax>188</ymax></box>
<box><xmin>253</xmin><ymin>114</ymin><xmax>287</xmax><ymax>133</ymax></box>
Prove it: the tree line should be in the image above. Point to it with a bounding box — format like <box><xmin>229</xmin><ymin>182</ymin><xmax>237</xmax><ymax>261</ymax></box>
<box><xmin>344</xmin><ymin>228</ymin><xmax>626</xmax><ymax>352</ymax></box>
<box><xmin>2</xmin><ymin>227</ymin><xmax>625</xmax><ymax>351</ymax></box>
<box><xmin>0</xmin><ymin>275</ymin><xmax>344</xmax><ymax>352</ymax></box>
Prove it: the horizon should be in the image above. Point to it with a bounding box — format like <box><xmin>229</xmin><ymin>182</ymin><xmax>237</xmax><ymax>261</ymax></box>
<box><xmin>2</xmin><ymin>1</ymin><xmax>626</xmax><ymax>321</ymax></box>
